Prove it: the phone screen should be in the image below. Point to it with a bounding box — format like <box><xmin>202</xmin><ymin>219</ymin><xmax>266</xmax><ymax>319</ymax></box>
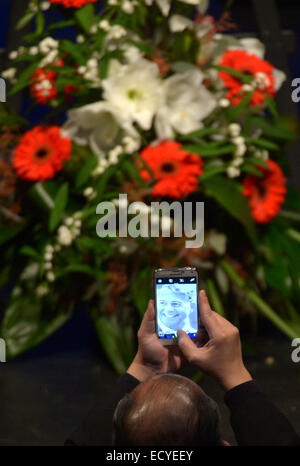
<box><xmin>155</xmin><ymin>276</ymin><xmax>198</xmax><ymax>340</ymax></box>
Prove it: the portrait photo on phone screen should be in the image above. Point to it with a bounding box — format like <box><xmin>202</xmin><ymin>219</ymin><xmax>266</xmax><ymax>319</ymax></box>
<box><xmin>156</xmin><ymin>280</ymin><xmax>198</xmax><ymax>339</ymax></box>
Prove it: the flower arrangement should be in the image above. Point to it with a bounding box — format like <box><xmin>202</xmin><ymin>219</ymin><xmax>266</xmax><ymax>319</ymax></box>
<box><xmin>1</xmin><ymin>0</ymin><xmax>300</xmax><ymax>373</ymax></box>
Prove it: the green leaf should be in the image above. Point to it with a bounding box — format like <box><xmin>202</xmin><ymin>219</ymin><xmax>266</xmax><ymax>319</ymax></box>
<box><xmin>265</xmin><ymin>97</ymin><xmax>279</xmax><ymax>119</ymax></box>
<box><xmin>60</xmin><ymin>39</ymin><xmax>85</xmax><ymax>65</ymax></box>
<box><xmin>8</xmin><ymin>62</ymin><xmax>38</xmax><ymax>96</ymax></box>
<box><xmin>0</xmin><ymin>224</ymin><xmax>25</xmax><ymax>247</ymax></box>
<box><xmin>0</xmin><ymin>296</ymin><xmax>71</xmax><ymax>359</ymax></box>
<box><xmin>245</xmin><ymin>137</ymin><xmax>279</xmax><ymax>151</ymax></box>
<box><xmin>92</xmin><ymin>314</ymin><xmax>131</xmax><ymax>374</ymax></box>
<box><xmin>220</xmin><ymin>259</ymin><xmax>298</xmax><ymax>340</ymax></box>
<box><xmin>213</xmin><ymin>64</ymin><xmax>253</xmax><ymax>83</ymax></box>
<box><xmin>229</xmin><ymin>90</ymin><xmax>255</xmax><ymax>119</ymax></box>
<box><xmin>55</xmin><ymin>264</ymin><xmax>103</xmax><ymax>279</ymax></box>
<box><xmin>49</xmin><ymin>182</ymin><xmax>69</xmax><ymax>232</ymax></box>
<box><xmin>47</xmin><ymin>19</ymin><xmax>76</xmax><ymax>31</ymax></box>
<box><xmin>19</xmin><ymin>246</ymin><xmax>40</xmax><ymax>259</ymax></box>
<box><xmin>131</xmin><ymin>268</ymin><xmax>152</xmax><ymax>318</ymax></box>
<box><xmin>242</xmin><ymin>164</ymin><xmax>264</xmax><ymax>177</ymax></box>
<box><xmin>183</xmin><ymin>144</ymin><xmax>235</xmax><ymax>157</ymax></box>
<box><xmin>200</xmin><ymin>165</ymin><xmax>228</xmax><ymax>181</ymax></box>
<box><xmin>75</xmin><ymin>154</ymin><xmax>98</xmax><ymax>188</ymax></box>
<box><xmin>206</xmin><ymin>278</ymin><xmax>226</xmax><ymax>317</ymax></box>
<box><xmin>251</xmin><ymin>116</ymin><xmax>297</xmax><ymax>140</ymax></box>
<box><xmin>35</xmin><ymin>11</ymin><xmax>45</xmax><ymax>36</ymax></box>
<box><xmin>203</xmin><ymin>176</ymin><xmax>257</xmax><ymax>245</ymax></box>
<box><xmin>122</xmin><ymin>160</ymin><xmax>146</xmax><ymax>186</ymax></box>
<box><xmin>179</xmin><ymin>127</ymin><xmax>218</xmax><ymax>140</ymax></box>
<box><xmin>16</xmin><ymin>11</ymin><xmax>35</xmax><ymax>30</ymax></box>
<box><xmin>74</xmin><ymin>3</ymin><xmax>95</xmax><ymax>34</ymax></box>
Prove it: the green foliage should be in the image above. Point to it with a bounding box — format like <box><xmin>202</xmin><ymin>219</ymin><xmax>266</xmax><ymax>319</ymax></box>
<box><xmin>0</xmin><ymin>294</ymin><xmax>71</xmax><ymax>358</ymax></box>
<box><xmin>203</xmin><ymin>176</ymin><xmax>257</xmax><ymax>245</ymax></box>
<box><xmin>49</xmin><ymin>183</ymin><xmax>69</xmax><ymax>232</ymax></box>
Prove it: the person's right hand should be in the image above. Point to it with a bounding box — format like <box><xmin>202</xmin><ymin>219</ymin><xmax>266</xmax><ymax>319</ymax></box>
<box><xmin>177</xmin><ymin>290</ymin><xmax>253</xmax><ymax>391</ymax></box>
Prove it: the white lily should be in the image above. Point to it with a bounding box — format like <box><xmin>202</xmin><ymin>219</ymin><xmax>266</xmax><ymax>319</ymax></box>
<box><xmin>63</xmin><ymin>101</ymin><xmax>140</xmax><ymax>158</ymax></box>
<box><xmin>102</xmin><ymin>58</ymin><xmax>164</xmax><ymax>131</ymax></box>
<box><xmin>155</xmin><ymin>69</ymin><xmax>217</xmax><ymax>140</ymax></box>
<box><xmin>169</xmin><ymin>14</ymin><xmax>193</xmax><ymax>32</ymax></box>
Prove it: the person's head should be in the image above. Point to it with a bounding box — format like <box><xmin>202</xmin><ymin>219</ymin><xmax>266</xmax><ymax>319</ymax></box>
<box><xmin>157</xmin><ymin>286</ymin><xmax>190</xmax><ymax>330</ymax></box>
<box><xmin>112</xmin><ymin>374</ymin><xmax>222</xmax><ymax>446</ymax></box>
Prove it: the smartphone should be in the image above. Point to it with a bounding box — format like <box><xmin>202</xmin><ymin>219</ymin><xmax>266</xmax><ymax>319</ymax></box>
<box><xmin>154</xmin><ymin>267</ymin><xmax>199</xmax><ymax>345</ymax></box>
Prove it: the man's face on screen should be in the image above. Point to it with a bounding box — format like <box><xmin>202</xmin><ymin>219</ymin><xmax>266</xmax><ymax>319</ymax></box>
<box><xmin>158</xmin><ymin>288</ymin><xmax>188</xmax><ymax>330</ymax></box>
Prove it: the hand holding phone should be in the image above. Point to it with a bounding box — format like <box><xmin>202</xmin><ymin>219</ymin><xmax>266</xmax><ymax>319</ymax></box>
<box><xmin>154</xmin><ymin>267</ymin><xmax>199</xmax><ymax>345</ymax></box>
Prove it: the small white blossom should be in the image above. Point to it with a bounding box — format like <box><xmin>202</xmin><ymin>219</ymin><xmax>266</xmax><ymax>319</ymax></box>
<box><xmin>122</xmin><ymin>0</ymin><xmax>135</xmax><ymax>14</ymax></box>
<box><xmin>45</xmin><ymin>244</ymin><xmax>54</xmax><ymax>254</ymax></box>
<box><xmin>9</xmin><ymin>51</ymin><xmax>18</xmax><ymax>60</ymax></box>
<box><xmin>255</xmin><ymin>72</ymin><xmax>271</xmax><ymax>89</ymax></box>
<box><xmin>76</xmin><ymin>35</ymin><xmax>85</xmax><ymax>43</ymax></box>
<box><xmin>44</xmin><ymin>262</ymin><xmax>52</xmax><ymax>270</ymax></box>
<box><xmin>46</xmin><ymin>271</ymin><xmax>55</xmax><ymax>282</ymax></box>
<box><xmin>241</xmin><ymin>83</ymin><xmax>254</xmax><ymax>92</ymax></box>
<box><xmin>99</xmin><ymin>19</ymin><xmax>111</xmax><ymax>31</ymax></box>
<box><xmin>232</xmin><ymin>157</ymin><xmax>244</xmax><ymax>167</ymax></box>
<box><xmin>234</xmin><ymin>144</ymin><xmax>247</xmax><ymax>157</ymax></box>
<box><xmin>41</xmin><ymin>1</ymin><xmax>51</xmax><ymax>10</ymax></box>
<box><xmin>29</xmin><ymin>46</ymin><xmax>39</xmax><ymax>56</ymax></box>
<box><xmin>78</xmin><ymin>66</ymin><xmax>87</xmax><ymax>75</ymax></box>
<box><xmin>228</xmin><ymin>123</ymin><xmax>241</xmax><ymax>136</ymax></box>
<box><xmin>21</xmin><ymin>263</ymin><xmax>40</xmax><ymax>280</ymax></box>
<box><xmin>83</xmin><ymin>186</ymin><xmax>96</xmax><ymax>200</ymax></box>
<box><xmin>57</xmin><ymin>225</ymin><xmax>73</xmax><ymax>246</ymax></box>
<box><xmin>65</xmin><ymin>217</ymin><xmax>74</xmax><ymax>226</ymax></box>
<box><xmin>91</xmin><ymin>24</ymin><xmax>98</xmax><ymax>34</ymax></box>
<box><xmin>107</xmin><ymin>25</ymin><xmax>127</xmax><ymax>40</ymax></box>
<box><xmin>227</xmin><ymin>166</ymin><xmax>240</xmax><ymax>178</ymax></box>
<box><xmin>219</xmin><ymin>98</ymin><xmax>230</xmax><ymax>108</ymax></box>
<box><xmin>36</xmin><ymin>284</ymin><xmax>49</xmax><ymax>297</ymax></box>
<box><xmin>44</xmin><ymin>252</ymin><xmax>53</xmax><ymax>261</ymax></box>
<box><xmin>122</xmin><ymin>135</ymin><xmax>140</xmax><ymax>154</ymax></box>
<box><xmin>2</xmin><ymin>68</ymin><xmax>16</xmax><ymax>80</ymax></box>
<box><xmin>232</xmin><ymin>136</ymin><xmax>245</xmax><ymax>146</ymax></box>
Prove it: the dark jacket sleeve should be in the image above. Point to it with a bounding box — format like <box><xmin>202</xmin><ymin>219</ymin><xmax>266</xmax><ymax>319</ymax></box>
<box><xmin>225</xmin><ymin>380</ymin><xmax>300</xmax><ymax>446</ymax></box>
<box><xmin>65</xmin><ymin>373</ymin><xmax>140</xmax><ymax>445</ymax></box>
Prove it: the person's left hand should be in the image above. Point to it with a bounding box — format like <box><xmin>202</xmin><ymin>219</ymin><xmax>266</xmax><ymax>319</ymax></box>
<box><xmin>127</xmin><ymin>299</ymin><xmax>186</xmax><ymax>382</ymax></box>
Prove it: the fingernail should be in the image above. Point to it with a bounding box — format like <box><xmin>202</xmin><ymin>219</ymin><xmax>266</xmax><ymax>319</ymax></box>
<box><xmin>177</xmin><ymin>330</ymin><xmax>183</xmax><ymax>342</ymax></box>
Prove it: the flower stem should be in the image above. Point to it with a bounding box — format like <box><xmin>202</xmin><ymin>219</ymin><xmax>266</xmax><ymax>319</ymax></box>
<box><xmin>219</xmin><ymin>259</ymin><xmax>298</xmax><ymax>340</ymax></box>
<box><xmin>35</xmin><ymin>182</ymin><xmax>54</xmax><ymax>209</ymax></box>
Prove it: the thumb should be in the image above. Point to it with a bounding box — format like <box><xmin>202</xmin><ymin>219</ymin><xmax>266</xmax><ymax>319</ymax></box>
<box><xmin>177</xmin><ymin>330</ymin><xmax>199</xmax><ymax>363</ymax></box>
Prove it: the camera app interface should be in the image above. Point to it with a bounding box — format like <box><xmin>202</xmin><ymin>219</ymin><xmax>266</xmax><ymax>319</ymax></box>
<box><xmin>156</xmin><ymin>277</ymin><xmax>198</xmax><ymax>339</ymax></box>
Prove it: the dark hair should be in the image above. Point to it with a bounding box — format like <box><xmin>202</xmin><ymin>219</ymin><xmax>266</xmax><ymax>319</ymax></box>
<box><xmin>112</xmin><ymin>374</ymin><xmax>222</xmax><ymax>446</ymax></box>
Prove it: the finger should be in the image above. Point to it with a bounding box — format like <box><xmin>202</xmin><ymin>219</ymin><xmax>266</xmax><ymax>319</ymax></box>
<box><xmin>177</xmin><ymin>329</ymin><xmax>201</xmax><ymax>364</ymax></box>
<box><xmin>199</xmin><ymin>290</ymin><xmax>218</xmax><ymax>338</ymax></box>
<box><xmin>138</xmin><ymin>299</ymin><xmax>155</xmax><ymax>336</ymax></box>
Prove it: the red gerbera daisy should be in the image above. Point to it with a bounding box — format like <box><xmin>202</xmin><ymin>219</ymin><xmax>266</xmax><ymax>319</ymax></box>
<box><xmin>139</xmin><ymin>141</ymin><xmax>204</xmax><ymax>198</ymax></box>
<box><xmin>219</xmin><ymin>49</ymin><xmax>275</xmax><ymax>106</ymax></box>
<box><xmin>49</xmin><ymin>0</ymin><xmax>96</xmax><ymax>7</ymax></box>
<box><xmin>13</xmin><ymin>126</ymin><xmax>71</xmax><ymax>181</ymax></box>
<box><xmin>30</xmin><ymin>68</ymin><xmax>57</xmax><ymax>105</ymax></box>
<box><xmin>242</xmin><ymin>160</ymin><xmax>286</xmax><ymax>223</ymax></box>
